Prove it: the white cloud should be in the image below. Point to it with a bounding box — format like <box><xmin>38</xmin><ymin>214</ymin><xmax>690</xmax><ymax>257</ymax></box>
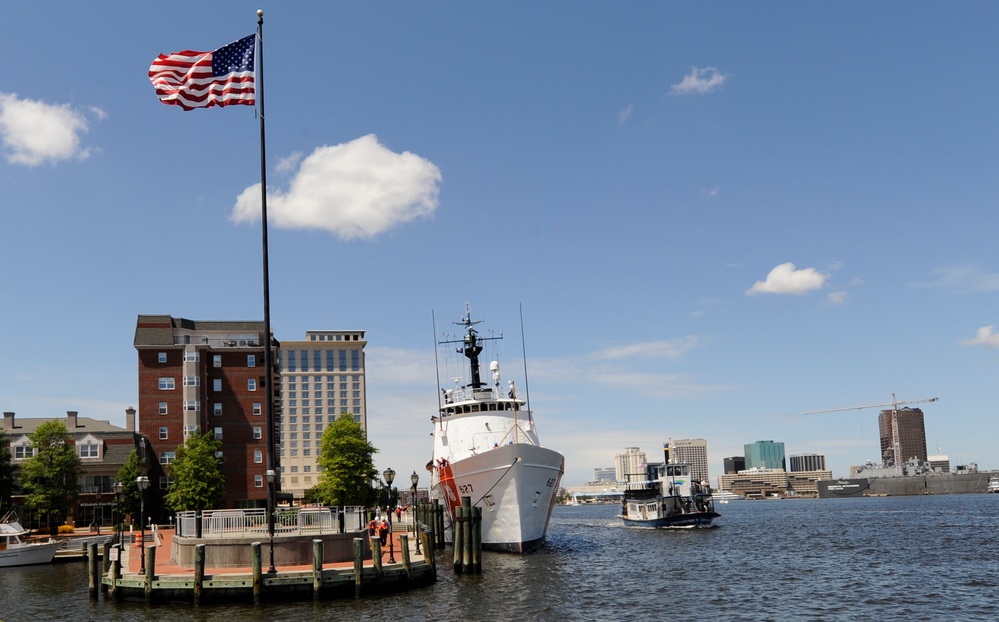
<box><xmin>746</xmin><ymin>262</ymin><xmax>828</xmax><ymax>296</ymax></box>
<box><xmin>619</xmin><ymin>104</ymin><xmax>633</xmax><ymax>126</ymax></box>
<box><xmin>0</xmin><ymin>92</ymin><xmax>91</xmax><ymax>165</ymax></box>
<box><xmin>276</xmin><ymin>151</ymin><xmax>303</xmax><ymax>173</ymax></box>
<box><xmin>918</xmin><ymin>265</ymin><xmax>999</xmax><ymax>293</ymax></box>
<box><xmin>231</xmin><ymin>134</ymin><xmax>442</xmax><ymax>239</ymax></box>
<box><xmin>826</xmin><ymin>291</ymin><xmax>848</xmax><ymax>305</ymax></box>
<box><xmin>596</xmin><ymin>336</ymin><xmax>706</xmax><ymax>360</ymax></box>
<box><xmin>670</xmin><ymin>66</ymin><xmax>728</xmax><ymax>95</ymax></box>
<box><xmin>702</xmin><ymin>186</ymin><xmax>719</xmax><ymax>198</ymax></box>
<box><xmin>961</xmin><ymin>326</ymin><xmax>999</xmax><ymax>348</ymax></box>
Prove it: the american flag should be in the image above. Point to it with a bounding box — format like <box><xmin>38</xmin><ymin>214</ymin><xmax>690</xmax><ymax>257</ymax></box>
<box><xmin>149</xmin><ymin>35</ymin><xmax>256</xmax><ymax>111</ymax></box>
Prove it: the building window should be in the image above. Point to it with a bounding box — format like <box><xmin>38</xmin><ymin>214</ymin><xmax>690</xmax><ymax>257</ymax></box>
<box><xmin>215</xmin><ymin>450</ymin><xmax>224</xmax><ymax>460</ymax></box>
<box><xmin>159</xmin><ymin>476</ymin><xmax>173</xmax><ymax>490</ymax></box>
<box><xmin>252</xmin><ymin>426</ymin><xmax>262</xmax><ymax>440</ymax></box>
<box><xmin>14</xmin><ymin>445</ymin><xmax>33</xmax><ymax>460</ymax></box>
<box><xmin>213</xmin><ymin>354</ymin><xmax>222</xmax><ymax>368</ymax></box>
<box><xmin>79</xmin><ymin>443</ymin><xmax>100</xmax><ymax>459</ymax></box>
<box><xmin>213</xmin><ymin>379</ymin><xmax>222</xmax><ymax>392</ymax></box>
<box><xmin>291</xmin><ymin>466</ymin><xmax>298</xmax><ymax>473</ymax></box>
<box><xmin>159</xmin><ymin>377</ymin><xmax>175</xmax><ymax>390</ymax></box>
<box><xmin>214</xmin><ymin>427</ymin><xmax>222</xmax><ymax>440</ymax></box>
<box><xmin>184</xmin><ymin>425</ymin><xmax>198</xmax><ymax>438</ymax></box>
<box><xmin>159</xmin><ymin>427</ymin><xmax>168</xmax><ymax>440</ymax></box>
<box><xmin>183</xmin><ymin>376</ymin><xmax>200</xmax><ymax>387</ymax></box>
<box><xmin>254</xmin><ymin>475</ymin><xmax>264</xmax><ymax>488</ymax></box>
<box><xmin>247</xmin><ymin>354</ymin><xmax>256</xmax><ymax>367</ymax></box>
<box><xmin>160</xmin><ymin>451</ymin><xmax>176</xmax><ymax>464</ymax></box>
<box><xmin>252</xmin><ymin>402</ymin><xmax>261</xmax><ymax>416</ymax></box>
<box><xmin>158</xmin><ymin>352</ymin><xmax>167</xmax><ymax>363</ymax></box>
<box><xmin>304</xmin><ymin>465</ymin><xmax>311</xmax><ymax>473</ymax></box>
<box><xmin>254</xmin><ymin>450</ymin><xmax>262</xmax><ymax>463</ymax></box>
<box><xmin>183</xmin><ymin>352</ymin><xmax>199</xmax><ymax>362</ymax></box>
<box><xmin>213</xmin><ymin>403</ymin><xmax>222</xmax><ymax>416</ymax></box>
<box><xmin>184</xmin><ymin>401</ymin><xmax>200</xmax><ymax>412</ymax></box>
<box><xmin>159</xmin><ymin>402</ymin><xmax>168</xmax><ymax>415</ymax></box>
<box><xmin>248</xmin><ymin>379</ymin><xmax>257</xmax><ymax>391</ymax></box>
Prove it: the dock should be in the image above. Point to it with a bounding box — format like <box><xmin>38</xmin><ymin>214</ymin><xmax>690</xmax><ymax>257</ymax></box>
<box><xmin>94</xmin><ymin>526</ymin><xmax>436</xmax><ymax>605</ymax></box>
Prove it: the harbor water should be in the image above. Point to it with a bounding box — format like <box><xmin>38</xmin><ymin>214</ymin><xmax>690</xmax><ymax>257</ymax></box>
<box><xmin>3</xmin><ymin>493</ymin><xmax>998</xmax><ymax>621</ymax></box>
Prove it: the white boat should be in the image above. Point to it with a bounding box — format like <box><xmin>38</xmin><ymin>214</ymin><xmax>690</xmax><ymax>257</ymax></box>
<box><xmin>987</xmin><ymin>476</ymin><xmax>999</xmax><ymax>493</ymax></box>
<box><xmin>0</xmin><ymin>511</ymin><xmax>61</xmax><ymax>567</ymax></box>
<box><xmin>429</xmin><ymin>309</ymin><xmax>565</xmax><ymax>553</ymax></box>
<box><xmin>619</xmin><ymin>463</ymin><xmax>720</xmax><ymax>529</ymax></box>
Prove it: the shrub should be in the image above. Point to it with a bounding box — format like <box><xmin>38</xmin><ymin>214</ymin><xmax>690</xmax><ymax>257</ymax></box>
<box><xmin>58</xmin><ymin>524</ymin><xmax>75</xmax><ymax>535</ymax></box>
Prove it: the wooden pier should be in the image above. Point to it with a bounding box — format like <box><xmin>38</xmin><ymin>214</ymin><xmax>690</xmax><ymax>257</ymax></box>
<box><xmin>93</xmin><ymin>526</ymin><xmax>436</xmax><ymax>605</ymax></box>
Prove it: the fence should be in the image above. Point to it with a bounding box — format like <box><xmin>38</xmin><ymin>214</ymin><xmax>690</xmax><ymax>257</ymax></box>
<box><xmin>174</xmin><ymin>506</ymin><xmax>367</xmax><ymax>538</ymax></box>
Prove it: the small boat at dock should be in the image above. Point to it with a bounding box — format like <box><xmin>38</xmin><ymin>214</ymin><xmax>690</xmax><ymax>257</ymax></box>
<box><xmin>0</xmin><ymin>511</ymin><xmax>62</xmax><ymax>567</ymax></box>
<box><xmin>987</xmin><ymin>476</ymin><xmax>999</xmax><ymax>493</ymax></box>
<box><xmin>619</xmin><ymin>462</ymin><xmax>720</xmax><ymax>529</ymax></box>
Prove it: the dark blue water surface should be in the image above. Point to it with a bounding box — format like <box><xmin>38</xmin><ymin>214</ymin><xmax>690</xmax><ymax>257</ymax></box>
<box><xmin>3</xmin><ymin>494</ymin><xmax>998</xmax><ymax>621</ymax></box>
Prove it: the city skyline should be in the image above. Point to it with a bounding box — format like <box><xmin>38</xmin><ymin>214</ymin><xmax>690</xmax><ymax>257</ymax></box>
<box><xmin>3</xmin><ymin>4</ymin><xmax>999</xmax><ymax>489</ymax></box>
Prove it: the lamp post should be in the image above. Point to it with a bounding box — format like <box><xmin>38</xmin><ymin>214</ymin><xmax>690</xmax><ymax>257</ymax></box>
<box><xmin>266</xmin><ymin>469</ymin><xmax>277</xmax><ymax>573</ymax></box>
<box><xmin>137</xmin><ymin>475</ymin><xmax>150</xmax><ymax>573</ymax></box>
<box><xmin>411</xmin><ymin>470</ymin><xmax>421</xmax><ymax>554</ymax></box>
<box><xmin>112</xmin><ymin>481</ymin><xmax>123</xmax><ymax>546</ymax></box>
<box><xmin>383</xmin><ymin>468</ymin><xmax>396</xmax><ymax>563</ymax></box>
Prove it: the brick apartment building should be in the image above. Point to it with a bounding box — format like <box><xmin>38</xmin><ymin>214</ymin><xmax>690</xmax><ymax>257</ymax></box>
<box><xmin>134</xmin><ymin>315</ymin><xmax>281</xmax><ymax>520</ymax></box>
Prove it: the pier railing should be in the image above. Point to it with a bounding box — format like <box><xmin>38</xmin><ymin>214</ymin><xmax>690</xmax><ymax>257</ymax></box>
<box><xmin>174</xmin><ymin>506</ymin><xmax>367</xmax><ymax>538</ymax></box>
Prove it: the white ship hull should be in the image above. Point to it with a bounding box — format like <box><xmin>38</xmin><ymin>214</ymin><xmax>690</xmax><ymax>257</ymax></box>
<box><xmin>433</xmin><ymin>443</ymin><xmax>564</xmax><ymax>553</ymax></box>
<box><xmin>0</xmin><ymin>539</ymin><xmax>61</xmax><ymax>567</ymax></box>
<box><xmin>429</xmin><ymin>308</ymin><xmax>565</xmax><ymax>553</ymax></box>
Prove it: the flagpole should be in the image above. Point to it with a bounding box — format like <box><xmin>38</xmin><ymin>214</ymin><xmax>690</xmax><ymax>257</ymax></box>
<box><xmin>256</xmin><ymin>9</ymin><xmax>278</xmax><ymax>570</ymax></box>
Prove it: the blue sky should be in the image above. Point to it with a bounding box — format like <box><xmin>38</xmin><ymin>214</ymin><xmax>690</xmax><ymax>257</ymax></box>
<box><xmin>3</xmin><ymin>3</ymin><xmax>999</xmax><ymax>487</ymax></box>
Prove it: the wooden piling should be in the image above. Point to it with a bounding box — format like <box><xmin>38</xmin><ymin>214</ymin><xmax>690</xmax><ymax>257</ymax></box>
<box><xmin>144</xmin><ymin>544</ymin><xmax>156</xmax><ymax>605</ymax></box>
<box><xmin>471</xmin><ymin>505</ymin><xmax>482</xmax><ymax>574</ymax></box>
<box><xmin>400</xmin><ymin>534</ymin><xmax>411</xmax><ymax>579</ymax></box>
<box><xmin>107</xmin><ymin>549</ymin><xmax>120</xmax><ymax>603</ymax></box>
<box><xmin>436</xmin><ymin>500</ymin><xmax>446</xmax><ymax>549</ymax></box>
<box><xmin>88</xmin><ymin>542</ymin><xmax>99</xmax><ymax>600</ymax></box>
<box><xmin>371</xmin><ymin>537</ymin><xmax>382</xmax><ymax>576</ymax></box>
<box><xmin>312</xmin><ymin>539</ymin><xmax>323</xmax><ymax>600</ymax></box>
<box><xmin>452</xmin><ymin>505</ymin><xmax>464</xmax><ymax>573</ymax></box>
<box><xmin>353</xmin><ymin>537</ymin><xmax>364</xmax><ymax>598</ymax></box>
<box><xmin>101</xmin><ymin>541</ymin><xmax>111</xmax><ymax>592</ymax></box>
<box><xmin>193</xmin><ymin>544</ymin><xmax>205</xmax><ymax>606</ymax></box>
<box><xmin>251</xmin><ymin>541</ymin><xmax>262</xmax><ymax>604</ymax></box>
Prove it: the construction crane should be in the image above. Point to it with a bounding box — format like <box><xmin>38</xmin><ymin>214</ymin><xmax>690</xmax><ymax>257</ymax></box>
<box><xmin>804</xmin><ymin>393</ymin><xmax>939</xmax><ymax>476</ymax></box>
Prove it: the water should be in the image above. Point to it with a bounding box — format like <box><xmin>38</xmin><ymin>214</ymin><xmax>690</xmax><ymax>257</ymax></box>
<box><xmin>3</xmin><ymin>494</ymin><xmax>998</xmax><ymax>621</ymax></box>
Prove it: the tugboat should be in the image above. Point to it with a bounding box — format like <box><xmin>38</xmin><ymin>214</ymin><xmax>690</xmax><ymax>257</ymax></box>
<box><xmin>619</xmin><ymin>462</ymin><xmax>720</xmax><ymax>529</ymax></box>
<box><xmin>429</xmin><ymin>307</ymin><xmax>565</xmax><ymax>553</ymax></box>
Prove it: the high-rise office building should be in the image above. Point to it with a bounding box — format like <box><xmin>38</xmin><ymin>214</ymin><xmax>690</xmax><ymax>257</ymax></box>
<box><xmin>789</xmin><ymin>453</ymin><xmax>826</xmax><ymax>472</ymax></box>
<box><xmin>278</xmin><ymin>330</ymin><xmax>367</xmax><ymax>501</ymax></box>
<box><xmin>666</xmin><ymin>438</ymin><xmax>710</xmax><ymax>483</ymax></box>
<box><xmin>878</xmin><ymin>407</ymin><xmax>927</xmax><ymax>465</ymax></box>
<box><xmin>615</xmin><ymin>447</ymin><xmax>647</xmax><ymax>483</ymax></box>
<box><xmin>593</xmin><ymin>467</ymin><xmax>616</xmax><ymax>483</ymax></box>
<box><xmin>134</xmin><ymin>315</ymin><xmax>279</xmax><ymax>520</ymax></box>
<box><xmin>744</xmin><ymin>440</ymin><xmax>786</xmax><ymax>470</ymax></box>
<box><xmin>723</xmin><ymin>456</ymin><xmax>746</xmax><ymax>474</ymax></box>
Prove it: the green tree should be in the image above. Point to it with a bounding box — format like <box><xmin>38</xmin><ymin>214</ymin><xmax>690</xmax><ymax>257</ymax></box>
<box><xmin>316</xmin><ymin>413</ymin><xmax>379</xmax><ymax>507</ymax></box>
<box><xmin>114</xmin><ymin>449</ymin><xmax>144</xmax><ymax>526</ymax></box>
<box><xmin>163</xmin><ymin>431</ymin><xmax>224</xmax><ymax>513</ymax></box>
<box><xmin>20</xmin><ymin>420</ymin><xmax>83</xmax><ymax>535</ymax></box>
<box><xmin>0</xmin><ymin>428</ymin><xmax>16</xmax><ymax>512</ymax></box>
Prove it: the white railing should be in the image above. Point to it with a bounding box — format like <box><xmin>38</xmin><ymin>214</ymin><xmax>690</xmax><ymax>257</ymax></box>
<box><xmin>174</xmin><ymin>506</ymin><xmax>367</xmax><ymax>538</ymax></box>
